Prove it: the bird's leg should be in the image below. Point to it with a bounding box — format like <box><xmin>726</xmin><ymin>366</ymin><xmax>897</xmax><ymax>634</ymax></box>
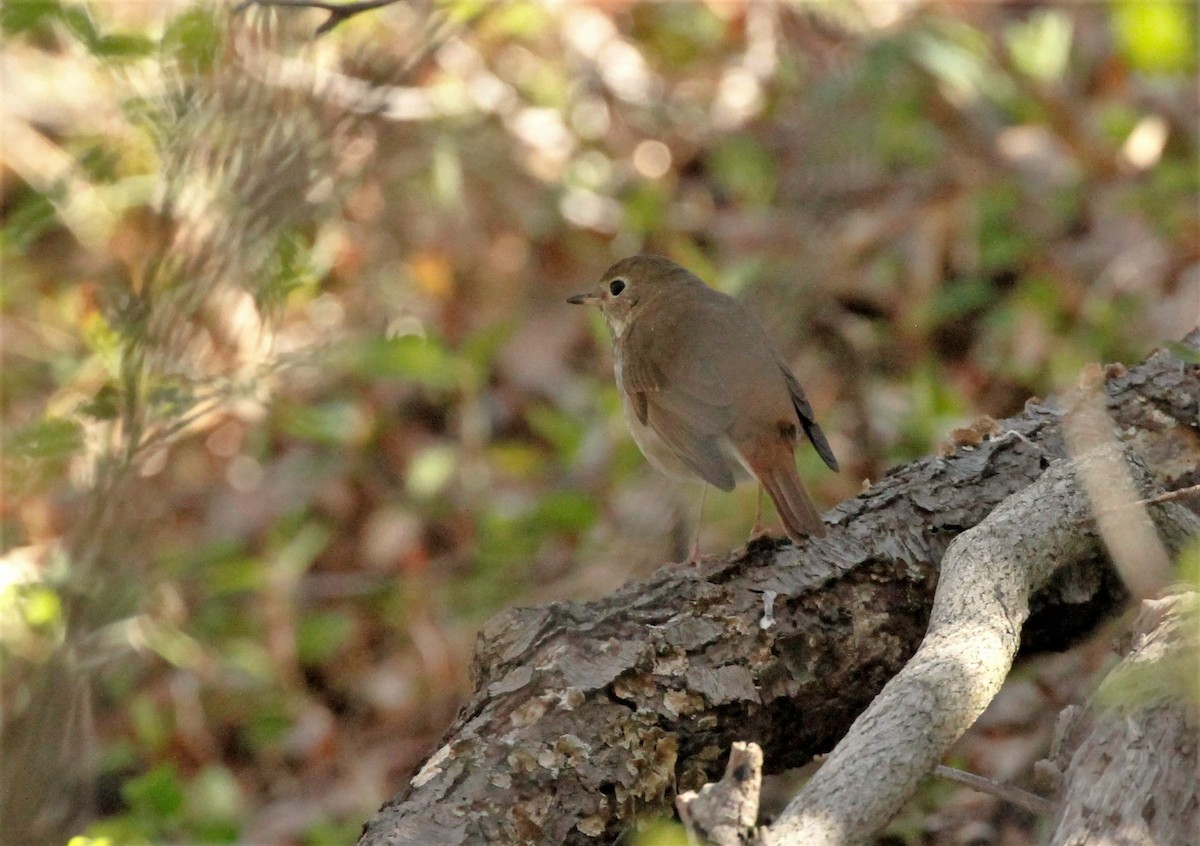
<box><xmin>750</xmin><ymin>483</ymin><xmax>768</xmax><ymax>539</ymax></box>
<box><xmin>688</xmin><ymin>483</ymin><xmax>708</xmax><ymax>565</ymax></box>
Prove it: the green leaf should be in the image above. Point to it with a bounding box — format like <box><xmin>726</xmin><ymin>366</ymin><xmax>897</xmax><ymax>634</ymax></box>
<box><xmin>94</xmin><ymin>31</ymin><xmax>155</xmax><ymax>59</ymax></box>
<box><xmin>283</xmin><ymin>401</ymin><xmax>371</xmax><ymax>446</ymax></box>
<box><xmin>631</xmin><ymin>818</ymin><xmax>690</xmax><ymax>846</ymax></box>
<box><xmin>977</xmin><ymin>182</ymin><xmax>1033</xmax><ymax>269</ymax></box>
<box><xmin>531</xmin><ymin>490</ymin><xmax>598</xmax><ymax>533</ymax></box>
<box><xmin>441</xmin><ymin>0</ymin><xmax>492</xmax><ymax>25</ymax></box>
<box><xmin>1</xmin><ymin>189</ymin><xmax>59</xmax><ymax>250</ymax></box>
<box><xmin>297</xmin><ymin>611</ymin><xmax>355</xmax><ymax>665</ymax></box>
<box><xmin>81</xmin><ymin>384</ymin><xmax>122</xmax><ymax>420</ymax></box>
<box><xmin>123</xmin><ymin>763</ymin><xmax>185</xmax><ymax>820</ymax></box>
<box><xmin>632</xmin><ymin>2</ymin><xmax>726</xmax><ymax>69</ymax></box>
<box><xmin>622</xmin><ymin>181</ymin><xmax>669</xmax><ymax>234</ymax></box>
<box><xmin>58</xmin><ymin>4</ymin><xmax>101</xmax><ymax>50</ymax></box>
<box><xmin>162</xmin><ymin>8</ymin><xmax>221</xmax><ymax>72</ymax></box>
<box><xmin>708</xmin><ymin>137</ymin><xmax>776</xmax><ymax>206</ymax></box>
<box><xmin>0</xmin><ymin>0</ymin><xmax>60</xmax><ymax>36</ymax></box>
<box><xmin>303</xmin><ymin>819</ymin><xmax>368</xmax><ymax>846</ymax></box>
<box><xmin>5</xmin><ymin>417</ymin><xmax>83</xmax><ymax>459</ymax></box>
<box><xmin>484</xmin><ymin>0</ymin><xmax>551</xmax><ymax>38</ymax></box>
<box><xmin>927</xmin><ymin>277</ymin><xmax>998</xmax><ymax>325</ymax></box>
<box><xmin>526</xmin><ymin>403</ymin><xmax>583</xmax><ymax>459</ymax></box>
<box><xmin>20</xmin><ymin>584</ymin><xmax>63</xmax><ymax>628</ymax></box>
<box><xmin>205</xmin><ymin>554</ymin><xmax>267</xmax><ymax>595</ymax></box>
<box><xmin>1165</xmin><ymin>341</ymin><xmax>1200</xmax><ymax>365</ymax></box>
<box><xmin>339</xmin><ymin>334</ymin><xmax>468</xmax><ymax>389</ymax></box>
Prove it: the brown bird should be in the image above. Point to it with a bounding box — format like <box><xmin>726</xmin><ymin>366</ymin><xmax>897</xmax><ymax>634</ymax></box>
<box><xmin>568</xmin><ymin>255</ymin><xmax>838</xmax><ymax>556</ymax></box>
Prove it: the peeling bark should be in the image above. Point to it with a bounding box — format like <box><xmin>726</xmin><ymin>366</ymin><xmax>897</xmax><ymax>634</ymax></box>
<box><xmin>357</xmin><ymin>336</ymin><xmax>1200</xmax><ymax>846</ymax></box>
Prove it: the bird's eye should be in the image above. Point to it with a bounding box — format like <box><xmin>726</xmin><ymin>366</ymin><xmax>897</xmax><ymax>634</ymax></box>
<box><xmin>609</xmin><ymin>278</ymin><xmax>627</xmax><ymax>296</ymax></box>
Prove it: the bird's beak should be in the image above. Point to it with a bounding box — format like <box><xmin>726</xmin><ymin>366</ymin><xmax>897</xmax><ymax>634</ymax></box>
<box><xmin>566</xmin><ymin>292</ymin><xmax>597</xmax><ymax>305</ymax></box>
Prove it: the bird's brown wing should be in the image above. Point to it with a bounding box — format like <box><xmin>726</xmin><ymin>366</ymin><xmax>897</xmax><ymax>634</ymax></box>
<box><xmin>621</xmin><ymin>310</ymin><xmax>738</xmax><ymax>491</ymax></box>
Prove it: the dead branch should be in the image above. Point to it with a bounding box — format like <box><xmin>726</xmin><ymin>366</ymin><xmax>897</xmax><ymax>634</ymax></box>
<box><xmin>356</xmin><ymin>336</ymin><xmax>1199</xmax><ymax>845</ymax></box>
<box><xmin>759</xmin><ymin>444</ymin><xmax>1199</xmax><ymax>846</ymax></box>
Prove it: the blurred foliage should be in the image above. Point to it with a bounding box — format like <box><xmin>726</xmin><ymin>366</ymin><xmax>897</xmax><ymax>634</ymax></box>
<box><xmin>1</xmin><ymin>0</ymin><xmax>1196</xmax><ymax>843</ymax></box>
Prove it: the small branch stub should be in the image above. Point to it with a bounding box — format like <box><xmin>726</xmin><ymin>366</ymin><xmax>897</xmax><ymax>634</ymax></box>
<box><xmin>677</xmin><ymin>742</ymin><xmax>764</xmax><ymax>846</ymax></box>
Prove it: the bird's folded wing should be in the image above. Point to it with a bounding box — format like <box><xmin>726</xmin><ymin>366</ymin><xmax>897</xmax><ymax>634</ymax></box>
<box><xmin>643</xmin><ymin>400</ymin><xmax>736</xmax><ymax>491</ymax></box>
<box><xmin>623</xmin><ymin>318</ymin><xmax>738</xmax><ymax>490</ymax></box>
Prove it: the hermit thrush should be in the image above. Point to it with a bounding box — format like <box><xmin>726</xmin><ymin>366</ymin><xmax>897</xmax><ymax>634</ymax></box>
<box><xmin>568</xmin><ymin>255</ymin><xmax>838</xmax><ymax>551</ymax></box>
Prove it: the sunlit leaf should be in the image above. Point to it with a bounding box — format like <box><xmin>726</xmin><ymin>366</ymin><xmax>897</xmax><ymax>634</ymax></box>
<box><xmin>1006</xmin><ymin>9</ymin><xmax>1073</xmax><ymax>82</ymax></box>
<box><xmin>440</xmin><ymin>0</ymin><xmax>491</xmax><ymax>25</ymax></box>
<box><xmin>186</xmin><ymin>764</ymin><xmax>243</xmax><ymax>825</ymax></box>
<box><xmin>407</xmin><ymin>444</ymin><xmax>458</xmax><ymax>499</ymax></box>
<box><xmin>910</xmin><ymin>22</ymin><xmax>993</xmax><ymax>102</ymax></box>
<box><xmin>21</xmin><ymin>584</ymin><xmax>63</xmax><ymax>628</ymax></box>
<box><xmin>631</xmin><ymin>818</ymin><xmax>690</xmax><ymax>846</ymax></box>
<box><xmin>485</xmin><ymin>0</ymin><xmax>551</xmax><ymax>37</ymax></box>
<box><xmin>1111</xmin><ymin>0</ymin><xmax>1196</xmax><ymax>75</ymax></box>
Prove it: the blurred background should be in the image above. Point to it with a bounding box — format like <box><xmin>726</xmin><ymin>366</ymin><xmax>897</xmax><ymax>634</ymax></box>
<box><xmin>1</xmin><ymin>1</ymin><xmax>1196</xmax><ymax>844</ymax></box>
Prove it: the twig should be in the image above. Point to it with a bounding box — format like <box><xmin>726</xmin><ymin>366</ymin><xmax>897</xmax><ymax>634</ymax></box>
<box><xmin>933</xmin><ymin>764</ymin><xmax>1056</xmax><ymax>816</ymax></box>
<box><xmin>234</xmin><ymin>0</ymin><xmax>405</xmax><ymax>36</ymax></box>
<box><xmin>1135</xmin><ymin>484</ymin><xmax>1200</xmax><ymax>507</ymax></box>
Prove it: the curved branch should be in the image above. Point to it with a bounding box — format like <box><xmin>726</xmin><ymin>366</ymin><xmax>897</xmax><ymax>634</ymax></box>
<box><xmin>761</xmin><ymin>445</ymin><xmax>1200</xmax><ymax>845</ymax></box>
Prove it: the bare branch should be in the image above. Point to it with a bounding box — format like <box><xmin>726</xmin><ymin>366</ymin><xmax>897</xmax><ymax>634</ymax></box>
<box><xmin>760</xmin><ymin>446</ymin><xmax>1200</xmax><ymax>846</ymax></box>
<box><xmin>933</xmin><ymin>764</ymin><xmax>1055</xmax><ymax>816</ymax></box>
<box><xmin>234</xmin><ymin>0</ymin><xmax>404</xmax><ymax>36</ymax></box>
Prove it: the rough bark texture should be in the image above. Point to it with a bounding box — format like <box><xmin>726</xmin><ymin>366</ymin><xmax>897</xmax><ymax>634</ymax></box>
<box><xmin>357</xmin><ymin>336</ymin><xmax>1200</xmax><ymax>846</ymax></box>
<box><xmin>759</xmin><ymin>446</ymin><xmax>1199</xmax><ymax>845</ymax></box>
<box><xmin>676</xmin><ymin>741</ymin><xmax>763</xmax><ymax>846</ymax></box>
<box><xmin>1047</xmin><ymin>592</ymin><xmax>1200</xmax><ymax>846</ymax></box>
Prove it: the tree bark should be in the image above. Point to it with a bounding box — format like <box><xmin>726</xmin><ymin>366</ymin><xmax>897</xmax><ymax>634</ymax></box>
<box><xmin>356</xmin><ymin>334</ymin><xmax>1199</xmax><ymax>846</ymax></box>
<box><xmin>1046</xmin><ymin>591</ymin><xmax>1199</xmax><ymax>846</ymax></box>
<box><xmin>759</xmin><ymin>445</ymin><xmax>1198</xmax><ymax>845</ymax></box>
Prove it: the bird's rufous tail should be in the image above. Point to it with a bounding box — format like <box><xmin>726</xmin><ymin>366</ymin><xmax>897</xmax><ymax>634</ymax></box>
<box><xmin>754</xmin><ymin>455</ymin><xmax>827</xmax><ymax>542</ymax></box>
